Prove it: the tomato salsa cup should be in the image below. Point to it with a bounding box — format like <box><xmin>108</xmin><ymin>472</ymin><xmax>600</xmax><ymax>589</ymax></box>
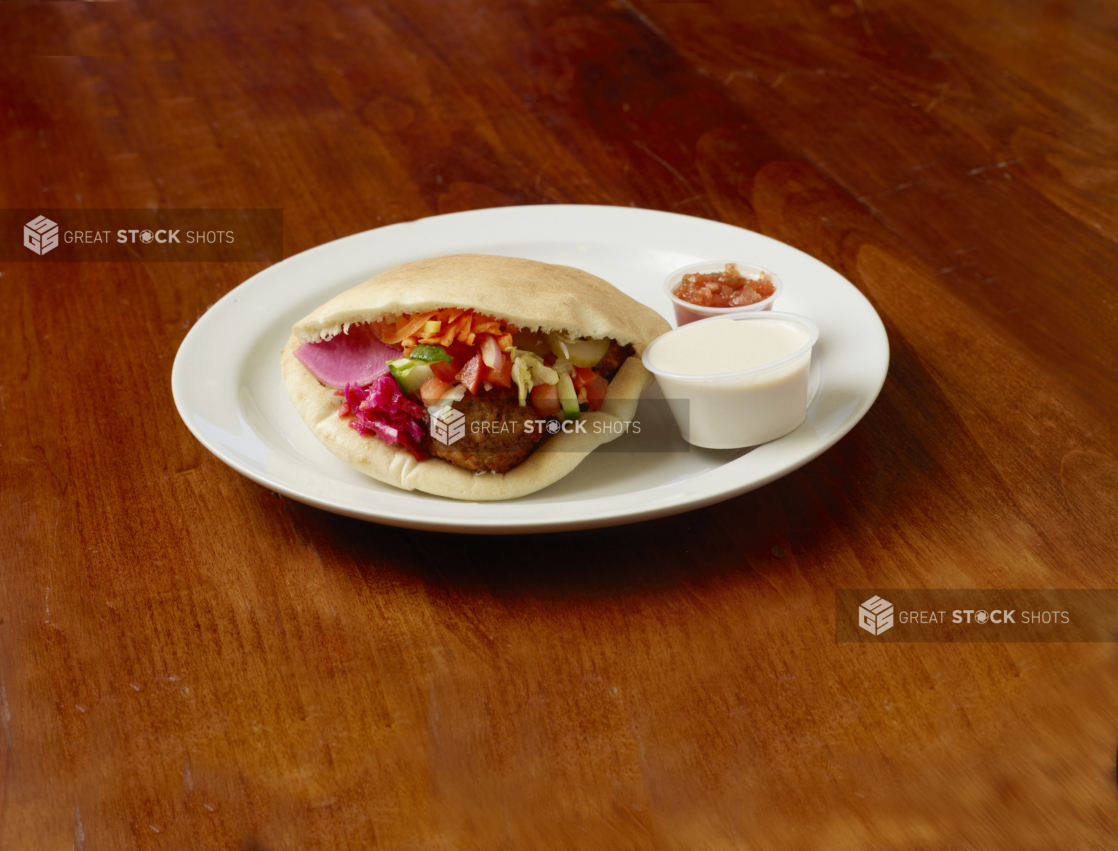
<box><xmin>664</xmin><ymin>261</ymin><xmax>783</xmax><ymax>327</ymax></box>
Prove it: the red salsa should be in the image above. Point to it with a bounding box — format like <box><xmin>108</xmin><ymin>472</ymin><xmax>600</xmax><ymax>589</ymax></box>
<box><xmin>673</xmin><ymin>263</ymin><xmax>776</xmax><ymax>308</ymax></box>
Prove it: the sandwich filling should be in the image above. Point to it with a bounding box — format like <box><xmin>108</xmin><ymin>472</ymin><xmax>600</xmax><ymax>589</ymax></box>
<box><xmin>294</xmin><ymin>308</ymin><xmax>634</xmax><ymax>474</ymax></box>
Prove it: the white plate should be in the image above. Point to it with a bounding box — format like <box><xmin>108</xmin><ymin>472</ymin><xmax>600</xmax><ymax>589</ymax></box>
<box><xmin>171</xmin><ymin>205</ymin><xmax>888</xmax><ymax>534</ymax></box>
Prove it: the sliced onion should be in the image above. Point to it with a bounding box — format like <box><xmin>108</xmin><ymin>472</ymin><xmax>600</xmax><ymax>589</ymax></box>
<box><xmin>479</xmin><ymin>333</ymin><xmax>502</xmax><ymax>369</ymax></box>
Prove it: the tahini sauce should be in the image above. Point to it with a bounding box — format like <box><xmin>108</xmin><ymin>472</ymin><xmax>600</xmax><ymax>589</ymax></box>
<box><xmin>646</xmin><ymin>316</ymin><xmax>814</xmax><ymax>448</ymax></box>
<box><xmin>647</xmin><ymin>317</ymin><xmax>809</xmax><ymax>375</ymax></box>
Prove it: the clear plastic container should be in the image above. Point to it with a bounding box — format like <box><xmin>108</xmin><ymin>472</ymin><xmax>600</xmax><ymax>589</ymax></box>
<box><xmin>642</xmin><ymin>312</ymin><xmax>819</xmax><ymax>449</ymax></box>
<box><xmin>665</xmin><ymin>261</ymin><xmax>783</xmax><ymax>326</ymax></box>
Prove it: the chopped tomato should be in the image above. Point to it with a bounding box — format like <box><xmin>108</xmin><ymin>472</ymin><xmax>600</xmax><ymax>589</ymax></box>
<box><xmin>448</xmin><ymin>342</ymin><xmax>474</xmax><ymax>365</ymax></box>
<box><xmin>457</xmin><ymin>353</ymin><xmax>483</xmax><ymax>394</ymax></box>
<box><xmin>430</xmin><ymin>361</ymin><xmax>456</xmax><ymax>382</ymax></box>
<box><xmin>531</xmin><ymin>383</ymin><xmax>562</xmax><ymax>418</ymax></box>
<box><xmin>572</xmin><ymin>366</ymin><xmax>596</xmax><ymax>392</ymax></box>
<box><xmin>482</xmin><ymin>356</ymin><xmax>513</xmax><ymax>388</ymax></box>
<box><xmin>432</xmin><ymin>343</ymin><xmax>472</xmax><ymax>381</ymax></box>
<box><xmin>419</xmin><ymin>376</ymin><xmax>449</xmax><ymax>406</ymax></box>
<box><xmin>583</xmin><ymin>376</ymin><xmax>608</xmax><ymax>411</ymax></box>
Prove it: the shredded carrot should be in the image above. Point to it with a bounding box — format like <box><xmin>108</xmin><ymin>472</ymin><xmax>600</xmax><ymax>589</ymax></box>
<box><xmin>471</xmin><ymin>319</ymin><xmax>502</xmax><ymax>336</ymax></box>
<box><xmin>381</xmin><ymin>311</ymin><xmax>438</xmax><ymax>344</ymax></box>
<box><xmin>381</xmin><ymin>308</ymin><xmax>520</xmax><ymax>351</ymax></box>
<box><xmin>442</xmin><ymin>312</ymin><xmax>472</xmax><ymax>346</ymax></box>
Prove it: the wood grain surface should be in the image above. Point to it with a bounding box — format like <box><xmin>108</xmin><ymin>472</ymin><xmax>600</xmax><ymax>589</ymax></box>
<box><xmin>3</xmin><ymin>0</ymin><xmax>1118</xmax><ymax>847</ymax></box>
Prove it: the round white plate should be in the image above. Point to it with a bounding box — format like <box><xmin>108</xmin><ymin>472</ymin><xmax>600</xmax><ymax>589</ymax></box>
<box><xmin>171</xmin><ymin>205</ymin><xmax>888</xmax><ymax>534</ymax></box>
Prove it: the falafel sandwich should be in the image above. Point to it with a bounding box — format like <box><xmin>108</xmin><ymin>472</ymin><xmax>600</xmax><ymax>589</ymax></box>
<box><xmin>281</xmin><ymin>254</ymin><xmax>670</xmax><ymax>500</ymax></box>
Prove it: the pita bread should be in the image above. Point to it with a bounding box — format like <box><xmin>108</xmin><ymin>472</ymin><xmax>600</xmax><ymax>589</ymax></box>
<box><xmin>281</xmin><ymin>254</ymin><xmax>670</xmax><ymax>501</ymax></box>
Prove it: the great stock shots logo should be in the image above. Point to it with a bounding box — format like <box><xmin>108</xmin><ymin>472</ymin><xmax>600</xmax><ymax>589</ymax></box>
<box><xmin>858</xmin><ymin>596</ymin><xmax>895</xmax><ymax>636</ymax></box>
<box><xmin>429</xmin><ymin>407</ymin><xmax>466</xmax><ymax>445</ymax></box>
<box><xmin>836</xmin><ymin>589</ymin><xmax>1113</xmax><ymax>642</ymax></box>
<box><xmin>5</xmin><ymin>209</ymin><xmax>283</xmax><ymax>262</ymax></box>
<box><xmin>24</xmin><ymin>215</ymin><xmax>59</xmax><ymax>255</ymax></box>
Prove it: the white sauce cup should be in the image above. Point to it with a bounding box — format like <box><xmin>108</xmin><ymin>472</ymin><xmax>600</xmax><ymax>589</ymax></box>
<box><xmin>642</xmin><ymin>312</ymin><xmax>820</xmax><ymax>449</ymax></box>
<box><xmin>665</xmin><ymin>261</ymin><xmax>783</xmax><ymax>326</ymax></box>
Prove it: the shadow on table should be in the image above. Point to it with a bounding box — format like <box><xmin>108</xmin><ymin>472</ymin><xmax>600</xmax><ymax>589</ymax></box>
<box><xmin>279</xmin><ymin>473</ymin><xmax>843</xmax><ymax>602</ymax></box>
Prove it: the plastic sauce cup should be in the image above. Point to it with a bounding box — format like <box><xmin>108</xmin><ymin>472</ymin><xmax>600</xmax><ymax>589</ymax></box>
<box><xmin>665</xmin><ymin>261</ymin><xmax>783</xmax><ymax>326</ymax></box>
<box><xmin>642</xmin><ymin>312</ymin><xmax>820</xmax><ymax>449</ymax></box>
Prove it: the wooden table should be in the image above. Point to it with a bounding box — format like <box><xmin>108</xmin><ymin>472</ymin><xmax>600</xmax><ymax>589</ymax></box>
<box><xmin>4</xmin><ymin>0</ymin><xmax>1117</xmax><ymax>847</ymax></box>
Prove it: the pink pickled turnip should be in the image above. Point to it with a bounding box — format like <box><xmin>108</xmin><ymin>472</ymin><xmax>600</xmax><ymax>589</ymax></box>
<box><xmin>294</xmin><ymin>324</ymin><xmax>401</xmax><ymax>389</ymax></box>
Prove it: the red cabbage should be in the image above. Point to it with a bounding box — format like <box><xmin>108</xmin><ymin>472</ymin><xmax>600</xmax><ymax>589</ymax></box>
<box><xmin>336</xmin><ymin>375</ymin><xmax>427</xmax><ymax>461</ymax></box>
